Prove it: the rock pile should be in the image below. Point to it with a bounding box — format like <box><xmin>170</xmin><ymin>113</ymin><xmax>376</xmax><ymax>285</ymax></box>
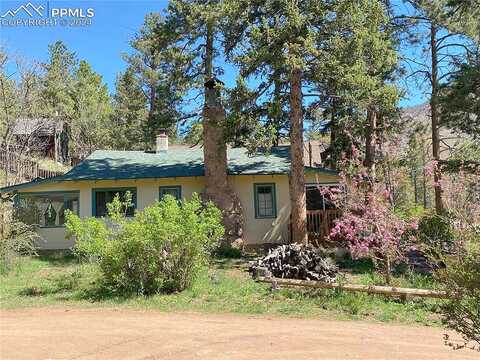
<box><xmin>249</xmin><ymin>244</ymin><xmax>339</xmax><ymax>282</ymax></box>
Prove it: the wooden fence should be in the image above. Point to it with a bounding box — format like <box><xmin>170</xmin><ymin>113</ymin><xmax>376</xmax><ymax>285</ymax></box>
<box><xmin>0</xmin><ymin>149</ymin><xmax>64</xmax><ymax>186</ymax></box>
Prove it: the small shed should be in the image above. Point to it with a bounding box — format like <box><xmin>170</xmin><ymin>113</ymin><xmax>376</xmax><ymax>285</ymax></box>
<box><xmin>13</xmin><ymin>118</ymin><xmax>69</xmax><ymax>163</ymax></box>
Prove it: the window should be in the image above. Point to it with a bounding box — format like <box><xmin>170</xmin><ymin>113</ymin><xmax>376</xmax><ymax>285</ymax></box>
<box><xmin>254</xmin><ymin>183</ymin><xmax>277</xmax><ymax>219</ymax></box>
<box><xmin>306</xmin><ymin>184</ymin><xmax>342</xmax><ymax>211</ymax></box>
<box><xmin>159</xmin><ymin>186</ymin><xmax>182</xmax><ymax>201</ymax></box>
<box><xmin>92</xmin><ymin>188</ymin><xmax>136</xmax><ymax>217</ymax></box>
<box><xmin>15</xmin><ymin>192</ymin><xmax>79</xmax><ymax>227</ymax></box>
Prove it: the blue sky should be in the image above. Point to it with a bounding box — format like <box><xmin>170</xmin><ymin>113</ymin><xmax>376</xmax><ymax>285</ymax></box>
<box><xmin>0</xmin><ymin>0</ymin><xmax>168</xmax><ymax>92</ymax></box>
<box><xmin>0</xmin><ymin>0</ymin><xmax>427</xmax><ymax>108</ymax></box>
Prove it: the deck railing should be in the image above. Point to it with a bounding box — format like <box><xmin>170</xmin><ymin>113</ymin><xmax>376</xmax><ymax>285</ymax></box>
<box><xmin>289</xmin><ymin>209</ymin><xmax>342</xmax><ymax>245</ymax></box>
<box><xmin>306</xmin><ymin>209</ymin><xmax>342</xmax><ymax>243</ymax></box>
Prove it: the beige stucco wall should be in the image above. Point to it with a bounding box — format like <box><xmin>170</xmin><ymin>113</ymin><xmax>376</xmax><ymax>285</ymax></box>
<box><xmin>229</xmin><ymin>174</ymin><xmax>290</xmax><ymax>245</ymax></box>
<box><xmin>16</xmin><ymin>171</ymin><xmax>339</xmax><ymax>249</ymax></box>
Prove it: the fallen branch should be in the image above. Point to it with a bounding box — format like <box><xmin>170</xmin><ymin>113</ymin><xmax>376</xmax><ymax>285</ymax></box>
<box><xmin>256</xmin><ymin>276</ymin><xmax>451</xmax><ymax>299</ymax></box>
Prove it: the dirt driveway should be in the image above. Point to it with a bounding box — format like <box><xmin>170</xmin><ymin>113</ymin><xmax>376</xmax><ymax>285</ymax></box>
<box><xmin>0</xmin><ymin>307</ymin><xmax>477</xmax><ymax>360</ymax></box>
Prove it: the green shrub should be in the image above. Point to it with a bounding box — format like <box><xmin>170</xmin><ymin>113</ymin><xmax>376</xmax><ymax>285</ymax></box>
<box><xmin>66</xmin><ymin>193</ymin><xmax>224</xmax><ymax>295</ymax></box>
<box><xmin>0</xmin><ymin>202</ymin><xmax>38</xmax><ymax>274</ymax></box>
<box><xmin>417</xmin><ymin>213</ymin><xmax>455</xmax><ymax>255</ymax></box>
<box><xmin>436</xmin><ymin>237</ymin><xmax>480</xmax><ymax>351</ymax></box>
<box><xmin>214</xmin><ymin>246</ymin><xmax>243</xmax><ymax>259</ymax></box>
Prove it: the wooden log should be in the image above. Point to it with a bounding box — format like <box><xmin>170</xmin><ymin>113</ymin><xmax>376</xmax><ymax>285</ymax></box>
<box><xmin>257</xmin><ymin>276</ymin><xmax>451</xmax><ymax>299</ymax></box>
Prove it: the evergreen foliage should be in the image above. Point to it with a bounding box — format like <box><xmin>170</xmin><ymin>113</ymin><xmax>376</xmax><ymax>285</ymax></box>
<box><xmin>109</xmin><ymin>67</ymin><xmax>148</xmax><ymax>150</ymax></box>
<box><xmin>70</xmin><ymin>61</ymin><xmax>112</xmax><ymax>157</ymax></box>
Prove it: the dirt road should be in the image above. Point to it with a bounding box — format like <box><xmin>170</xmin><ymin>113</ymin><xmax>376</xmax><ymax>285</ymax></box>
<box><xmin>0</xmin><ymin>307</ymin><xmax>476</xmax><ymax>359</ymax></box>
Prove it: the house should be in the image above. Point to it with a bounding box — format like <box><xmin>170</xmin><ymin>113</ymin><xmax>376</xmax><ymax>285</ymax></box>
<box><xmin>13</xmin><ymin>118</ymin><xmax>69</xmax><ymax>164</ymax></box>
<box><xmin>0</xmin><ymin>134</ymin><xmax>341</xmax><ymax>250</ymax></box>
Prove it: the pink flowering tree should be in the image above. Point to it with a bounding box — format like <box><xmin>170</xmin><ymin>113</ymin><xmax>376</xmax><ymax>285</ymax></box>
<box><xmin>328</xmin><ymin>145</ymin><xmax>417</xmax><ymax>285</ymax></box>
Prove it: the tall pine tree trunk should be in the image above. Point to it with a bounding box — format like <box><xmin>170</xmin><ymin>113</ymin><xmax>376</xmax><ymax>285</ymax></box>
<box><xmin>413</xmin><ymin>168</ymin><xmax>419</xmax><ymax>205</ymax></box>
<box><xmin>430</xmin><ymin>23</ymin><xmax>444</xmax><ymax>214</ymax></box>
<box><xmin>149</xmin><ymin>85</ymin><xmax>156</xmax><ymax>118</ymax></box>
<box><xmin>365</xmin><ymin>107</ymin><xmax>377</xmax><ymax>177</ymax></box>
<box><xmin>148</xmin><ymin>65</ymin><xmax>158</xmax><ymax>121</ymax></box>
<box><xmin>328</xmin><ymin>97</ymin><xmax>338</xmax><ymax>169</ymax></box>
<box><xmin>272</xmin><ymin>76</ymin><xmax>282</xmax><ymax>147</ymax></box>
<box><xmin>289</xmin><ymin>68</ymin><xmax>307</xmax><ymax>244</ymax></box>
<box><xmin>203</xmin><ymin>21</ymin><xmax>243</xmax><ymax>248</ymax></box>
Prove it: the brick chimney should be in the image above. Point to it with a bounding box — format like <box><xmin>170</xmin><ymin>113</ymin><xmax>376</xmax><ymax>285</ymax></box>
<box><xmin>156</xmin><ymin>130</ymin><xmax>168</xmax><ymax>153</ymax></box>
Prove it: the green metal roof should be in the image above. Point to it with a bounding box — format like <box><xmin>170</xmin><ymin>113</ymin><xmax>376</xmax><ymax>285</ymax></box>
<box><xmin>0</xmin><ymin>146</ymin><xmax>338</xmax><ymax>193</ymax></box>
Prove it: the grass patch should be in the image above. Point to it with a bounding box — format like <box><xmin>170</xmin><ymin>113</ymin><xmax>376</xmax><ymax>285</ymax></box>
<box><xmin>0</xmin><ymin>254</ymin><xmax>443</xmax><ymax>326</ymax></box>
<box><xmin>339</xmin><ymin>256</ymin><xmax>438</xmax><ymax>290</ymax></box>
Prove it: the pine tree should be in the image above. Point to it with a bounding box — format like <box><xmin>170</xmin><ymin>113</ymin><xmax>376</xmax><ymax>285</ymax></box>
<box><xmin>162</xmin><ymin>0</ymin><xmax>244</xmax><ymax>247</ymax></box>
<box><xmin>403</xmin><ymin>0</ymin><xmax>475</xmax><ymax>214</ymax></box>
<box><xmin>109</xmin><ymin>67</ymin><xmax>148</xmax><ymax>150</ymax></box>
<box><xmin>225</xmin><ymin>0</ymin><xmax>399</xmax><ymax>243</ymax></box>
<box><xmin>70</xmin><ymin>60</ymin><xmax>111</xmax><ymax>157</ymax></box>
<box><xmin>440</xmin><ymin>56</ymin><xmax>479</xmax><ymax>140</ymax></box>
<box><xmin>124</xmin><ymin>13</ymin><xmax>186</xmax><ymax>145</ymax></box>
<box><xmin>438</xmin><ymin>0</ymin><xmax>479</xmax><ymax>141</ymax></box>
<box><xmin>41</xmin><ymin>41</ymin><xmax>77</xmax><ymax>119</ymax></box>
<box><xmin>124</xmin><ymin>13</ymin><xmax>164</xmax><ymax>121</ymax></box>
<box><xmin>320</xmin><ymin>0</ymin><xmax>398</xmax><ymax>176</ymax></box>
<box><xmin>224</xmin><ymin>0</ymin><xmax>333</xmax><ymax>243</ymax></box>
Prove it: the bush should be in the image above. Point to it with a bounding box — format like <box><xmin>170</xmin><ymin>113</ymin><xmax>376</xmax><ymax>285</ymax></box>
<box><xmin>214</xmin><ymin>246</ymin><xmax>243</xmax><ymax>259</ymax></box>
<box><xmin>0</xmin><ymin>201</ymin><xmax>38</xmax><ymax>274</ymax></box>
<box><xmin>66</xmin><ymin>193</ymin><xmax>224</xmax><ymax>295</ymax></box>
<box><xmin>436</xmin><ymin>236</ymin><xmax>480</xmax><ymax>351</ymax></box>
<box><xmin>417</xmin><ymin>213</ymin><xmax>455</xmax><ymax>256</ymax></box>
